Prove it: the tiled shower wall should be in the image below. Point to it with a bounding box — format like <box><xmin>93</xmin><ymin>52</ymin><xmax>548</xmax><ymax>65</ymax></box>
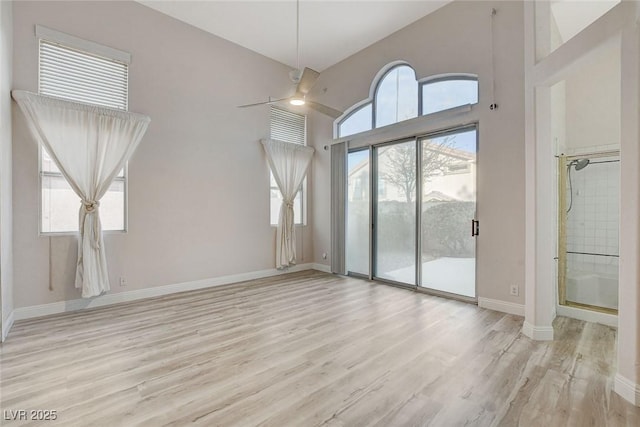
<box><xmin>565</xmin><ymin>156</ymin><xmax>619</xmax><ymax>276</ymax></box>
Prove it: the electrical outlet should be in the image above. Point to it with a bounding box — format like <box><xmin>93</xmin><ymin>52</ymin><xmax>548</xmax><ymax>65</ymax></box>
<box><xmin>510</xmin><ymin>284</ymin><xmax>519</xmax><ymax>296</ymax></box>
<box><xmin>120</xmin><ymin>277</ymin><xmax>127</xmax><ymax>287</ymax></box>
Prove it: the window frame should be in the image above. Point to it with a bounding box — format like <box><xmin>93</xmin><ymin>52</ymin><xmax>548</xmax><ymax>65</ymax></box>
<box><xmin>419</xmin><ymin>74</ymin><xmax>479</xmax><ymax>117</ymax></box>
<box><xmin>373</xmin><ymin>64</ymin><xmax>419</xmax><ymax>129</ymax></box>
<box><xmin>269</xmin><ymin>106</ymin><xmax>308</xmax><ymax>227</ymax></box>
<box><xmin>335</xmin><ymin>62</ymin><xmax>479</xmax><ymax>139</ymax></box>
<box><xmin>337</xmin><ymin>100</ymin><xmax>373</xmax><ymax>138</ymax></box>
<box><xmin>269</xmin><ymin>171</ymin><xmax>306</xmax><ymax>227</ymax></box>
<box><xmin>38</xmin><ymin>145</ymin><xmax>129</xmax><ymax>236</ymax></box>
<box><xmin>36</xmin><ymin>26</ymin><xmax>130</xmax><ymax>236</ymax></box>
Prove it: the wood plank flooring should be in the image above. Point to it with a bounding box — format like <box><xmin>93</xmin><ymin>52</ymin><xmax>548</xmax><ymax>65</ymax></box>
<box><xmin>1</xmin><ymin>270</ymin><xmax>638</xmax><ymax>426</ymax></box>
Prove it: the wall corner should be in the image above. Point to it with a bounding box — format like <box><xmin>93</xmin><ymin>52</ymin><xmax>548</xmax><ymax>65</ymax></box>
<box><xmin>522</xmin><ymin>320</ymin><xmax>554</xmax><ymax>341</ymax></box>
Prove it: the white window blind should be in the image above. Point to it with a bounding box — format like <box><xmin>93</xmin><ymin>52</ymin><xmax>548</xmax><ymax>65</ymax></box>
<box><xmin>269</xmin><ymin>107</ymin><xmax>306</xmax><ymax>225</ymax></box>
<box><xmin>39</xmin><ymin>39</ymin><xmax>128</xmax><ymax>110</ymax></box>
<box><xmin>270</xmin><ymin>107</ymin><xmax>306</xmax><ymax>145</ymax></box>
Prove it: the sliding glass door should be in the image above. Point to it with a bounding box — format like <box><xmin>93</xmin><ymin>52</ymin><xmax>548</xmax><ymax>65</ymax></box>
<box><xmin>374</xmin><ymin>140</ymin><xmax>416</xmax><ymax>285</ymax></box>
<box><xmin>420</xmin><ymin>128</ymin><xmax>477</xmax><ymax>297</ymax></box>
<box><xmin>346</xmin><ymin>126</ymin><xmax>477</xmax><ymax>299</ymax></box>
<box><xmin>347</xmin><ymin>149</ymin><xmax>370</xmax><ymax>276</ymax></box>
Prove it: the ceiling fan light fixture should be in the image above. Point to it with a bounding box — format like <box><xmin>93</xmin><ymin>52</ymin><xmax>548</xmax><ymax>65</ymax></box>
<box><xmin>236</xmin><ymin>0</ymin><xmax>342</xmax><ymax>118</ymax></box>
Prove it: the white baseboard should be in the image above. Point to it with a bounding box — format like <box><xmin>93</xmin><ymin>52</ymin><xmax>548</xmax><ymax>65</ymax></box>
<box><xmin>556</xmin><ymin>305</ymin><xmax>618</xmax><ymax>328</ymax></box>
<box><xmin>614</xmin><ymin>373</ymin><xmax>640</xmax><ymax>406</ymax></box>
<box><xmin>312</xmin><ymin>263</ymin><xmax>331</xmax><ymax>273</ymax></box>
<box><xmin>522</xmin><ymin>321</ymin><xmax>554</xmax><ymax>341</ymax></box>
<box><xmin>2</xmin><ymin>310</ymin><xmax>14</xmax><ymax>342</ymax></box>
<box><xmin>14</xmin><ymin>263</ymin><xmax>329</xmax><ymax>321</ymax></box>
<box><xmin>478</xmin><ymin>297</ymin><xmax>525</xmax><ymax>317</ymax></box>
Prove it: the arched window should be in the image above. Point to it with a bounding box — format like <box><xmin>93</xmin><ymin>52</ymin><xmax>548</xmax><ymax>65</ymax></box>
<box><xmin>421</xmin><ymin>77</ymin><xmax>478</xmax><ymax>115</ymax></box>
<box><xmin>375</xmin><ymin>65</ymin><xmax>418</xmax><ymax>127</ymax></box>
<box><xmin>336</xmin><ymin>63</ymin><xmax>478</xmax><ymax>138</ymax></box>
<box><xmin>339</xmin><ymin>103</ymin><xmax>372</xmax><ymax>138</ymax></box>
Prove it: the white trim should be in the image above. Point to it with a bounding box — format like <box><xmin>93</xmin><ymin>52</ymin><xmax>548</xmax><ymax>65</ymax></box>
<box><xmin>333</xmin><ymin>98</ymin><xmax>372</xmax><ymax>138</ymax></box>
<box><xmin>418</xmin><ymin>72</ymin><xmax>478</xmax><ymax>85</ymax></box>
<box><xmin>312</xmin><ymin>263</ymin><xmax>332</xmax><ymax>273</ymax></box>
<box><xmin>368</xmin><ymin>60</ymin><xmax>413</xmax><ymax>100</ymax></box>
<box><xmin>533</xmin><ymin>2</ymin><xmax>629</xmax><ymax>86</ymax></box>
<box><xmin>523</xmin><ymin>0</ymin><xmax>538</xmax><ymax>335</ymax></box>
<box><xmin>556</xmin><ymin>305</ymin><xmax>618</xmax><ymax>328</ymax></box>
<box><xmin>478</xmin><ymin>297</ymin><xmax>525</xmax><ymax>317</ymax></box>
<box><xmin>336</xmin><ymin>104</ymin><xmax>477</xmax><ymax>150</ymax></box>
<box><xmin>614</xmin><ymin>374</ymin><xmax>640</xmax><ymax>406</ymax></box>
<box><xmin>13</xmin><ymin>263</ymin><xmax>328</xmax><ymax>321</ymax></box>
<box><xmin>522</xmin><ymin>321</ymin><xmax>554</xmax><ymax>341</ymax></box>
<box><xmin>2</xmin><ymin>310</ymin><xmax>14</xmax><ymax>342</ymax></box>
<box><xmin>35</xmin><ymin>25</ymin><xmax>131</xmax><ymax>64</ymax></box>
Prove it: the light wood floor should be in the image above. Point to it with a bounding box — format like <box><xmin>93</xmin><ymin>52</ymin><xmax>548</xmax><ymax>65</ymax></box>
<box><xmin>1</xmin><ymin>271</ymin><xmax>639</xmax><ymax>426</ymax></box>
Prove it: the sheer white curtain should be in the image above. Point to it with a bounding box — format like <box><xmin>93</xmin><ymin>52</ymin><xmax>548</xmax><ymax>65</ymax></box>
<box><xmin>262</xmin><ymin>139</ymin><xmax>314</xmax><ymax>269</ymax></box>
<box><xmin>12</xmin><ymin>90</ymin><xmax>150</xmax><ymax>298</ymax></box>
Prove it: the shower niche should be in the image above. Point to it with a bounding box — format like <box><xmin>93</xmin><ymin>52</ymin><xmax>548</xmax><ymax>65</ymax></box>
<box><xmin>558</xmin><ymin>152</ymin><xmax>619</xmax><ymax>313</ymax></box>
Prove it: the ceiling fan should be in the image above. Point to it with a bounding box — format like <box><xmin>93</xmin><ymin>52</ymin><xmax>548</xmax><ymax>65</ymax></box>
<box><xmin>238</xmin><ymin>0</ymin><xmax>343</xmax><ymax>119</ymax></box>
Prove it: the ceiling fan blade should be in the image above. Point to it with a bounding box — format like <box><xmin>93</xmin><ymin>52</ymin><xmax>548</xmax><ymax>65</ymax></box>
<box><xmin>238</xmin><ymin>97</ymin><xmax>288</xmax><ymax>108</ymax></box>
<box><xmin>296</xmin><ymin>67</ymin><xmax>320</xmax><ymax>95</ymax></box>
<box><xmin>306</xmin><ymin>101</ymin><xmax>343</xmax><ymax>119</ymax></box>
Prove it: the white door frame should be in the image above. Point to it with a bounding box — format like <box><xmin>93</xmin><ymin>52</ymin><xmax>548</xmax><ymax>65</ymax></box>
<box><xmin>523</xmin><ymin>0</ymin><xmax>640</xmax><ymax>406</ymax></box>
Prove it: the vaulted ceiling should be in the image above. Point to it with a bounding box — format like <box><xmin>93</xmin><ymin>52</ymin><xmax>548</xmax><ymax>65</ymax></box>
<box><xmin>137</xmin><ymin>1</ymin><xmax>452</xmax><ymax>72</ymax></box>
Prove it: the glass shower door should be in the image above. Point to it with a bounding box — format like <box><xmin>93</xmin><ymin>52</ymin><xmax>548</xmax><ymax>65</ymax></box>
<box><xmin>419</xmin><ymin>128</ymin><xmax>477</xmax><ymax>297</ymax></box>
<box><xmin>560</xmin><ymin>153</ymin><xmax>620</xmax><ymax>313</ymax></box>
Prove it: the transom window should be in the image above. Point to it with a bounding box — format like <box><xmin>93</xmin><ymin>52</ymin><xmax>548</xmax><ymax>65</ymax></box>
<box><xmin>338</xmin><ymin>103</ymin><xmax>372</xmax><ymax>138</ymax></box>
<box><xmin>375</xmin><ymin>65</ymin><xmax>418</xmax><ymax>127</ymax></box>
<box><xmin>422</xmin><ymin>77</ymin><xmax>478</xmax><ymax>115</ymax></box>
<box><xmin>337</xmin><ymin>63</ymin><xmax>478</xmax><ymax>138</ymax></box>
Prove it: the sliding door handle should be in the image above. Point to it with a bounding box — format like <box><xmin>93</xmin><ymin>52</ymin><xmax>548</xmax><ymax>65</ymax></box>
<box><xmin>471</xmin><ymin>219</ymin><xmax>479</xmax><ymax>237</ymax></box>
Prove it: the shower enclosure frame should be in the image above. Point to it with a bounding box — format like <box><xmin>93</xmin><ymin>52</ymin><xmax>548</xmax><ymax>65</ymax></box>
<box><xmin>557</xmin><ymin>149</ymin><xmax>620</xmax><ymax>314</ymax></box>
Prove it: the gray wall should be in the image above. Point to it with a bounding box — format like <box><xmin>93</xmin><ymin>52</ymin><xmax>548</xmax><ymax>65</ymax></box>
<box><xmin>12</xmin><ymin>1</ymin><xmax>314</xmax><ymax>308</ymax></box>
<box><xmin>1</xmin><ymin>0</ymin><xmax>13</xmax><ymax>335</ymax></box>
<box><xmin>308</xmin><ymin>0</ymin><xmax>526</xmax><ymax>304</ymax></box>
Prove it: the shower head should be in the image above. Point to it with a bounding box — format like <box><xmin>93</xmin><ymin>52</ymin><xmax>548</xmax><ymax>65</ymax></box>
<box><xmin>575</xmin><ymin>158</ymin><xmax>590</xmax><ymax>170</ymax></box>
<box><xmin>566</xmin><ymin>158</ymin><xmax>590</xmax><ymax>214</ymax></box>
<box><xmin>570</xmin><ymin>158</ymin><xmax>590</xmax><ymax>171</ymax></box>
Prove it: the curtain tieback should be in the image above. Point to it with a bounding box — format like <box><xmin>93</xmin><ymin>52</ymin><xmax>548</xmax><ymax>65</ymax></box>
<box><xmin>284</xmin><ymin>200</ymin><xmax>294</xmax><ymax>209</ymax></box>
<box><xmin>81</xmin><ymin>200</ymin><xmax>100</xmax><ymax>213</ymax></box>
<box><xmin>80</xmin><ymin>200</ymin><xmax>101</xmax><ymax>249</ymax></box>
